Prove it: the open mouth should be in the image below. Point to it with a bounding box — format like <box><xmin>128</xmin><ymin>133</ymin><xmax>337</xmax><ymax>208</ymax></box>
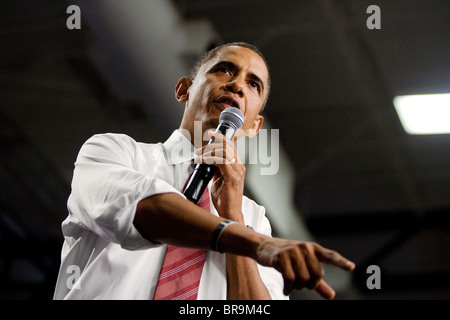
<box><xmin>214</xmin><ymin>95</ymin><xmax>240</xmax><ymax>111</ymax></box>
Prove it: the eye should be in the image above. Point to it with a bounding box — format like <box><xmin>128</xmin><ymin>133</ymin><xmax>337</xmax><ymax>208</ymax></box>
<box><xmin>217</xmin><ymin>67</ymin><xmax>231</xmax><ymax>75</ymax></box>
<box><xmin>249</xmin><ymin>81</ymin><xmax>260</xmax><ymax>92</ymax></box>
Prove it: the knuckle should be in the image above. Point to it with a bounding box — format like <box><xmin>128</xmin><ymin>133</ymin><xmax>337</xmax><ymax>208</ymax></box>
<box><xmin>325</xmin><ymin>249</ymin><xmax>339</xmax><ymax>260</ymax></box>
<box><xmin>299</xmin><ymin>241</ymin><xmax>314</xmax><ymax>252</ymax></box>
<box><xmin>284</xmin><ymin>272</ymin><xmax>295</xmax><ymax>283</ymax></box>
<box><xmin>299</xmin><ymin>273</ymin><xmax>311</xmax><ymax>284</ymax></box>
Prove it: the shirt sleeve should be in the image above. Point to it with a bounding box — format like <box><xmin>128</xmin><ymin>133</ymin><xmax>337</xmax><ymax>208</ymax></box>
<box><xmin>68</xmin><ymin>133</ymin><xmax>184</xmax><ymax>250</ymax></box>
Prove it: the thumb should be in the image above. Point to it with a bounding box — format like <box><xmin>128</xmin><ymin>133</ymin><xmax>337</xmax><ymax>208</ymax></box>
<box><xmin>315</xmin><ymin>279</ymin><xmax>336</xmax><ymax>299</ymax></box>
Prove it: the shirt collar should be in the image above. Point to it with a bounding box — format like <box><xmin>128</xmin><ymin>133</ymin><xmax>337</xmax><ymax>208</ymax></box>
<box><xmin>163</xmin><ymin>129</ymin><xmax>196</xmax><ymax>165</ymax></box>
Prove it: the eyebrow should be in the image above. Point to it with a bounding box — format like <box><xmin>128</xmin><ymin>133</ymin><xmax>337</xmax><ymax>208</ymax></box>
<box><xmin>210</xmin><ymin>60</ymin><xmax>265</xmax><ymax>93</ymax></box>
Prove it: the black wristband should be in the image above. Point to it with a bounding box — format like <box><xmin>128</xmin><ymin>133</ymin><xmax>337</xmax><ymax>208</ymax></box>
<box><xmin>211</xmin><ymin>220</ymin><xmax>238</xmax><ymax>253</ymax></box>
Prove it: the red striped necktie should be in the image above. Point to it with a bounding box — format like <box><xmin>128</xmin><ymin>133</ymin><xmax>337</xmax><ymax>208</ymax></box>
<box><xmin>153</xmin><ymin>188</ymin><xmax>209</xmax><ymax>300</ymax></box>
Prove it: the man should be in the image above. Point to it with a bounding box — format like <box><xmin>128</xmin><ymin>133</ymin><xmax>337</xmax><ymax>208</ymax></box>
<box><xmin>53</xmin><ymin>42</ymin><xmax>355</xmax><ymax>300</ymax></box>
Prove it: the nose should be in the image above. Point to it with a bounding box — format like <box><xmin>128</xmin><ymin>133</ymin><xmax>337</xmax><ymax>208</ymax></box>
<box><xmin>225</xmin><ymin>78</ymin><xmax>244</xmax><ymax>97</ymax></box>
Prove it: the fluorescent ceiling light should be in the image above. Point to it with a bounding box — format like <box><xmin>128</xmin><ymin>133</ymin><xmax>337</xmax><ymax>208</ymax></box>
<box><xmin>393</xmin><ymin>93</ymin><xmax>450</xmax><ymax>135</ymax></box>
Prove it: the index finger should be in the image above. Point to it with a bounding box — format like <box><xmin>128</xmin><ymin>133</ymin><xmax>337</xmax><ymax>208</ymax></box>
<box><xmin>314</xmin><ymin>244</ymin><xmax>355</xmax><ymax>271</ymax></box>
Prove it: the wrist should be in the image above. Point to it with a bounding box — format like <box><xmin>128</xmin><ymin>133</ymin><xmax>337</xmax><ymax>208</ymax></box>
<box><xmin>218</xmin><ymin>223</ymin><xmax>268</xmax><ymax>260</ymax></box>
<box><xmin>211</xmin><ymin>220</ymin><xmax>238</xmax><ymax>252</ymax></box>
<box><xmin>228</xmin><ymin>211</ymin><xmax>245</xmax><ymax>224</ymax></box>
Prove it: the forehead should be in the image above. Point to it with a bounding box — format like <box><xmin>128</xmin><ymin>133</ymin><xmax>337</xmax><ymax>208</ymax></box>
<box><xmin>202</xmin><ymin>46</ymin><xmax>269</xmax><ymax>83</ymax></box>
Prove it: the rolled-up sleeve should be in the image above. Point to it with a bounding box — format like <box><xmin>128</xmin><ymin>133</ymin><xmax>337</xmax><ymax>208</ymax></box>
<box><xmin>67</xmin><ymin>133</ymin><xmax>183</xmax><ymax>250</ymax></box>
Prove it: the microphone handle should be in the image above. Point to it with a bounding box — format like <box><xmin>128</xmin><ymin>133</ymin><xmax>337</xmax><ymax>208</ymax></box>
<box><xmin>183</xmin><ymin>122</ymin><xmax>237</xmax><ymax>204</ymax></box>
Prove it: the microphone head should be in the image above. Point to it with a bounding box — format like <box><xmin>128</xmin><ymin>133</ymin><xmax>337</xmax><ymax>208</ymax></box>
<box><xmin>219</xmin><ymin>107</ymin><xmax>245</xmax><ymax>131</ymax></box>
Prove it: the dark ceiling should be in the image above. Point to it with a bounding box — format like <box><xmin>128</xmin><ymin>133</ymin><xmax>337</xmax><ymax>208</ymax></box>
<box><xmin>0</xmin><ymin>0</ymin><xmax>449</xmax><ymax>300</ymax></box>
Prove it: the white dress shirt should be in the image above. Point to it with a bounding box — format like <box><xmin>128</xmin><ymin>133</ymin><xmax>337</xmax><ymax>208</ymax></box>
<box><xmin>53</xmin><ymin>130</ymin><xmax>287</xmax><ymax>300</ymax></box>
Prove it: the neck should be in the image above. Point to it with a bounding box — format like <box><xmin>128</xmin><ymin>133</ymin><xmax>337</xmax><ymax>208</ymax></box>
<box><xmin>179</xmin><ymin>119</ymin><xmax>219</xmax><ymax>149</ymax></box>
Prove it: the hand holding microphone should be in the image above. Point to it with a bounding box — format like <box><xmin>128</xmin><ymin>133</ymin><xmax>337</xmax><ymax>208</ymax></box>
<box><xmin>183</xmin><ymin>107</ymin><xmax>244</xmax><ymax>204</ymax></box>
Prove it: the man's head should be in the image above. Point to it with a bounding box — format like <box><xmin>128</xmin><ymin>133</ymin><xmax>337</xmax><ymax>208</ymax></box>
<box><xmin>176</xmin><ymin>42</ymin><xmax>271</xmax><ymax>146</ymax></box>
<box><xmin>188</xmin><ymin>42</ymin><xmax>271</xmax><ymax>110</ymax></box>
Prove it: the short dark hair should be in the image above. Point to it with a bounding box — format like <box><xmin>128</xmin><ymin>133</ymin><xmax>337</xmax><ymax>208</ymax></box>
<box><xmin>188</xmin><ymin>42</ymin><xmax>271</xmax><ymax>111</ymax></box>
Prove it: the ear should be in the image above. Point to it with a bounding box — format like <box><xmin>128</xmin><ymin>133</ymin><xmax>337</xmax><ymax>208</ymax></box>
<box><xmin>246</xmin><ymin>114</ymin><xmax>264</xmax><ymax>138</ymax></box>
<box><xmin>175</xmin><ymin>77</ymin><xmax>191</xmax><ymax>103</ymax></box>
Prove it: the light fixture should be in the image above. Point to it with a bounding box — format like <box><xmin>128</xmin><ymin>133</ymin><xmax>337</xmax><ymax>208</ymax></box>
<box><xmin>393</xmin><ymin>93</ymin><xmax>450</xmax><ymax>135</ymax></box>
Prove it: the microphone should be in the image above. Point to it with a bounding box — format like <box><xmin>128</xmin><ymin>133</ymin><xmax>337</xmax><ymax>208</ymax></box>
<box><xmin>183</xmin><ymin>107</ymin><xmax>245</xmax><ymax>204</ymax></box>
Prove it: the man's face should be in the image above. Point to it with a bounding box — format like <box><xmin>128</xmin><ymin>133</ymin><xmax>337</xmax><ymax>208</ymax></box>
<box><xmin>180</xmin><ymin>46</ymin><xmax>268</xmax><ymax>140</ymax></box>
